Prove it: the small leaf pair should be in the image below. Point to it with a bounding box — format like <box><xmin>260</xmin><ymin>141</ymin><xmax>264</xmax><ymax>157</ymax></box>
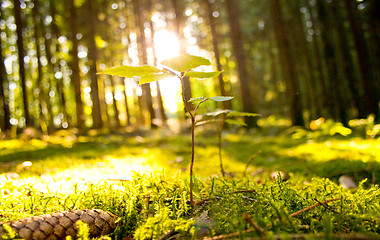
<box><xmin>99</xmin><ymin>54</ymin><xmax>222</xmax><ymax>84</ymax></box>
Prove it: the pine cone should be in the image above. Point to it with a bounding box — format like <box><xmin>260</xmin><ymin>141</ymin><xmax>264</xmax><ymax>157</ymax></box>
<box><xmin>0</xmin><ymin>209</ymin><xmax>117</xmax><ymax>240</ymax></box>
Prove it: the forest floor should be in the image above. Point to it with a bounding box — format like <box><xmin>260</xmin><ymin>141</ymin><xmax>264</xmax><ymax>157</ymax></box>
<box><xmin>0</xmin><ymin>121</ymin><xmax>379</xmax><ymax>239</ymax></box>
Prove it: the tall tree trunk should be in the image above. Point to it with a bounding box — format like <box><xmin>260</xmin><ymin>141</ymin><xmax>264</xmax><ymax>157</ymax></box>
<box><xmin>269</xmin><ymin>0</ymin><xmax>304</xmax><ymax>126</ymax></box>
<box><xmin>49</xmin><ymin>0</ymin><xmax>69</xmax><ymax>127</ymax></box>
<box><xmin>147</xmin><ymin>0</ymin><xmax>167</xmax><ymax>126</ymax></box>
<box><xmin>345</xmin><ymin>0</ymin><xmax>379</xmax><ymax>120</ymax></box>
<box><xmin>0</xmin><ymin>7</ymin><xmax>11</xmax><ymax>131</ymax></box>
<box><xmin>204</xmin><ymin>0</ymin><xmax>231</xmax><ymax>110</ymax></box>
<box><xmin>331</xmin><ymin>0</ymin><xmax>364</xmax><ymax>119</ymax></box>
<box><xmin>86</xmin><ymin>0</ymin><xmax>103</xmax><ymax>129</ymax></box>
<box><xmin>32</xmin><ymin>0</ymin><xmax>49</xmax><ymax>133</ymax></box>
<box><xmin>292</xmin><ymin>0</ymin><xmax>322</xmax><ymax>119</ymax></box>
<box><xmin>109</xmin><ymin>76</ymin><xmax>121</xmax><ymax>128</ymax></box>
<box><xmin>317</xmin><ymin>0</ymin><xmax>349</xmax><ymax>124</ymax></box>
<box><xmin>13</xmin><ymin>0</ymin><xmax>31</xmax><ymax>126</ymax></box>
<box><xmin>122</xmin><ymin>78</ymin><xmax>131</xmax><ymax>126</ymax></box>
<box><xmin>133</xmin><ymin>0</ymin><xmax>156</xmax><ymax>128</ymax></box>
<box><xmin>225</xmin><ymin>0</ymin><xmax>258</xmax><ymax>127</ymax></box>
<box><xmin>67</xmin><ymin>0</ymin><xmax>85</xmax><ymax>128</ymax></box>
<box><xmin>305</xmin><ymin>2</ymin><xmax>330</xmax><ymax>118</ymax></box>
<box><xmin>171</xmin><ymin>0</ymin><xmax>193</xmax><ymax>110</ymax></box>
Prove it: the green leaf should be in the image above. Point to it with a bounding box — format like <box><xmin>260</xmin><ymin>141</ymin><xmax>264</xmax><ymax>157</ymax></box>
<box><xmin>205</xmin><ymin>110</ymin><xmax>231</xmax><ymax>117</ymax></box>
<box><xmin>228</xmin><ymin>111</ymin><xmax>260</xmax><ymax>117</ymax></box>
<box><xmin>98</xmin><ymin>65</ymin><xmax>163</xmax><ymax>78</ymax></box>
<box><xmin>161</xmin><ymin>54</ymin><xmax>211</xmax><ymax>72</ymax></box>
<box><xmin>188</xmin><ymin>97</ymin><xmax>207</xmax><ymax>102</ymax></box>
<box><xmin>225</xmin><ymin>119</ymin><xmax>247</xmax><ymax>126</ymax></box>
<box><xmin>184</xmin><ymin>71</ymin><xmax>223</xmax><ymax>79</ymax></box>
<box><xmin>139</xmin><ymin>73</ymin><xmax>173</xmax><ymax>85</ymax></box>
<box><xmin>209</xmin><ymin>96</ymin><xmax>234</xmax><ymax>102</ymax></box>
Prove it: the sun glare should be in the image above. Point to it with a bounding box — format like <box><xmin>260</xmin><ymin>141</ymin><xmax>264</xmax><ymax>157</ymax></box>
<box><xmin>153</xmin><ymin>30</ymin><xmax>182</xmax><ymax>113</ymax></box>
<box><xmin>153</xmin><ymin>30</ymin><xmax>180</xmax><ymax>61</ymax></box>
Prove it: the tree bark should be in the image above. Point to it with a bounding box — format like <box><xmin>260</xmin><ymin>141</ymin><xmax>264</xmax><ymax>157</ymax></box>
<box><xmin>172</xmin><ymin>0</ymin><xmax>193</xmax><ymax>111</ymax></box>
<box><xmin>32</xmin><ymin>0</ymin><xmax>49</xmax><ymax>133</ymax></box>
<box><xmin>49</xmin><ymin>0</ymin><xmax>70</xmax><ymax>127</ymax></box>
<box><xmin>86</xmin><ymin>0</ymin><xmax>103</xmax><ymax>129</ymax></box>
<box><xmin>316</xmin><ymin>0</ymin><xmax>348</xmax><ymax>124</ymax></box>
<box><xmin>331</xmin><ymin>0</ymin><xmax>364</xmax><ymax>119</ymax></box>
<box><xmin>109</xmin><ymin>76</ymin><xmax>121</xmax><ymax>128</ymax></box>
<box><xmin>133</xmin><ymin>0</ymin><xmax>156</xmax><ymax>128</ymax></box>
<box><xmin>147</xmin><ymin>0</ymin><xmax>167</xmax><ymax>126</ymax></box>
<box><xmin>345</xmin><ymin>0</ymin><xmax>379</xmax><ymax>120</ymax></box>
<box><xmin>204</xmin><ymin>0</ymin><xmax>231</xmax><ymax>110</ymax></box>
<box><xmin>13</xmin><ymin>0</ymin><xmax>31</xmax><ymax>126</ymax></box>
<box><xmin>225</xmin><ymin>0</ymin><xmax>258</xmax><ymax>127</ymax></box>
<box><xmin>269</xmin><ymin>0</ymin><xmax>304</xmax><ymax>126</ymax></box>
<box><xmin>67</xmin><ymin>0</ymin><xmax>85</xmax><ymax>128</ymax></box>
<box><xmin>0</xmin><ymin>6</ymin><xmax>11</xmax><ymax>131</ymax></box>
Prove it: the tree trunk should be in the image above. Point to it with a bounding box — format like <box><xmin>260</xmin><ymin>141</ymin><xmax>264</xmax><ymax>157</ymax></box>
<box><xmin>316</xmin><ymin>0</ymin><xmax>348</xmax><ymax>124</ymax></box>
<box><xmin>172</xmin><ymin>0</ymin><xmax>193</xmax><ymax>110</ymax></box>
<box><xmin>109</xmin><ymin>76</ymin><xmax>121</xmax><ymax>128</ymax></box>
<box><xmin>0</xmin><ymin>7</ymin><xmax>11</xmax><ymax>131</ymax></box>
<box><xmin>13</xmin><ymin>0</ymin><xmax>31</xmax><ymax>126</ymax></box>
<box><xmin>86</xmin><ymin>0</ymin><xmax>103</xmax><ymax>129</ymax></box>
<box><xmin>331</xmin><ymin>0</ymin><xmax>364</xmax><ymax>119</ymax></box>
<box><xmin>32</xmin><ymin>0</ymin><xmax>49</xmax><ymax>133</ymax></box>
<box><xmin>305</xmin><ymin>2</ymin><xmax>330</xmax><ymax>118</ymax></box>
<box><xmin>68</xmin><ymin>0</ymin><xmax>85</xmax><ymax>128</ymax></box>
<box><xmin>292</xmin><ymin>0</ymin><xmax>322</xmax><ymax>119</ymax></box>
<box><xmin>204</xmin><ymin>0</ymin><xmax>231</xmax><ymax>110</ymax></box>
<box><xmin>147</xmin><ymin>0</ymin><xmax>167</xmax><ymax>126</ymax></box>
<box><xmin>133</xmin><ymin>0</ymin><xmax>156</xmax><ymax>128</ymax></box>
<box><xmin>345</xmin><ymin>0</ymin><xmax>379</xmax><ymax>120</ymax></box>
<box><xmin>49</xmin><ymin>0</ymin><xmax>70</xmax><ymax>127</ymax></box>
<box><xmin>269</xmin><ymin>0</ymin><xmax>304</xmax><ymax>126</ymax></box>
<box><xmin>225</xmin><ymin>0</ymin><xmax>258</xmax><ymax>127</ymax></box>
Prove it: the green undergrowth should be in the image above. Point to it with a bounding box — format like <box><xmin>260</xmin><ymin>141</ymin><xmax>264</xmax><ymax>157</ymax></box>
<box><xmin>0</xmin><ymin>125</ymin><xmax>379</xmax><ymax>239</ymax></box>
<box><xmin>0</xmin><ymin>173</ymin><xmax>379</xmax><ymax>239</ymax></box>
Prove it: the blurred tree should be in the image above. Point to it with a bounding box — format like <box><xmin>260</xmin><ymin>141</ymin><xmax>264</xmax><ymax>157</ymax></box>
<box><xmin>13</xmin><ymin>0</ymin><xmax>31</xmax><ymax>126</ymax></box>
<box><xmin>31</xmin><ymin>0</ymin><xmax>50</xmax><ymax>133</ymax></box>
<box><xmin>172</xmin><ymin>0</ymin><xmax>193</xmax><ymax>110</ymax></box>
<box><xmin>133</xmin><ymin>0</ymin><xmax>156</xmax><ymax>128</ymax></box>
<box><xmin>345</xmin><ymin>0</ymin><xmax>379</xmax><ymax>120</ymax></box>
<box><xmin>67</xmin><ymin>0</ymin><xmax>85</xmax><ymax>128</ymax></box>
<box><xmin>269</xmin><ymin>0</ymin><xmax>304</xmax><ymax>126</ymax></box>
<box><xmin>0</xmin><ymin>6</ymin><xmax>11</xmax><ymax>131</ymax></box>
<box><xmin>204</xmin><ymin>0</ymin><xmax>231</xmax><ymax>110</ymax></box>
<box><xmin>86</xmin><ymin>0</ymin><xmax>103</xmax><ymax>129</ymax></box>
<box><xmin>225</xmin><ymin>0</ymin><xmax>258</xmax><ymax>127</ymax></box>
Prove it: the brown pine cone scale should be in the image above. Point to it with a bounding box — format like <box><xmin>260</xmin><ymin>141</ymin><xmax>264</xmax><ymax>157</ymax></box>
<box><xmin>0</xmin><ymin>209</ymin><xmax>117</xmax><ymax>240</ymax></box>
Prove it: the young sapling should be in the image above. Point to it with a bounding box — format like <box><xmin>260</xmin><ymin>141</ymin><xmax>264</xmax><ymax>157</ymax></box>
<box><xmin>99</xmin><ymin>54</ymin><xmax>232</xmax><ymax>205</ymax></box>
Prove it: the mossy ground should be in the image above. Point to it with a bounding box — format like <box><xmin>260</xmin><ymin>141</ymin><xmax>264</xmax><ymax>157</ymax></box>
<box><xmin>0</xmin><ymin>123</ymin><xmax>379</xmax><ymax>239</ymax></box>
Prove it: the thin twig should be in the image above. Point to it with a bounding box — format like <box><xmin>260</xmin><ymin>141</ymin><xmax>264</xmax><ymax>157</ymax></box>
<box><xmin>289</xmin><ymin>198</ymin><xmax>340</xmax><ymax>217</ymax></box>
<box><xmin>242</xmin><ymin>214</ymin><xmax>266</xmax><ymax>236</ymax></box>
<box><xmin>243</xmin><ymin>151</ymin><xmax>262</xmax><ymax>177</ymax></box>
<box><xmin>314</xmin><ymin>198</ymin><xmax>340</xmax><ymax>214</ymax></box>
<box><xmin>230</xmin><ymin>190</ymin><xmax>256</xmax><ymax>194</ymax></box>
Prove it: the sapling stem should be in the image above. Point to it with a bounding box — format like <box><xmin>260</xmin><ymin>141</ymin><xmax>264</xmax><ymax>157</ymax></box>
<box><xmin>164</xmin><ymin>68</ymin><xmax>205</xmax><ymax>206</ymax></box>
<box><xmin>218</xmin><ymin>115</ymin><xmax>227</xmax><ymax>178</ymax></box>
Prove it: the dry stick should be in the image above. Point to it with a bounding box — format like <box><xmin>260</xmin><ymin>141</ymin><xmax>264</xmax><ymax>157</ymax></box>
<box><xmin>289</xmin><ymin>198</ymin><xmax>340</xmax><ymax>217</ymax></box>
<box><xmin>242</xmin><ymin>214</ymin><xmax>266</xmax><ymax>236</ymax></box>
<box><xmin>314</xmin><ymin>198</ymin><xmax>340</xmax><ymax>214</ymax></box>
<box><xmin>243</xmin><ymin>150</ymin><xmax>262</xmax><ymax>177</ymax></box>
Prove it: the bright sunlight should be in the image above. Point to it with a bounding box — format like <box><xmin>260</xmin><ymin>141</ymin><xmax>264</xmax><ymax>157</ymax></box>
<box><xmin>153</xmin><ymin>30</ymin><xmax>182</xmax><ymax>113</ymax></box>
